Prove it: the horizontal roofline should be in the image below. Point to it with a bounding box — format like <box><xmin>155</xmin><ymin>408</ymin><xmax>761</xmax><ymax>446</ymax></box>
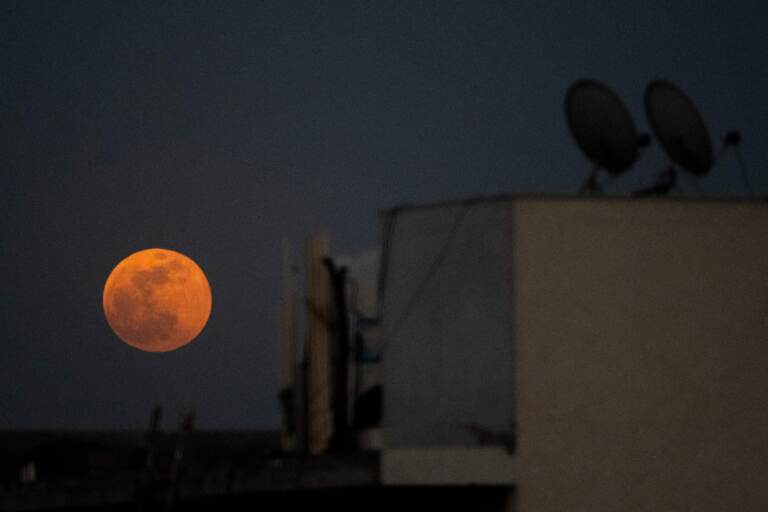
<box><xmin>378</xmin><ymin>193</ymin><xmax>768</xmax><ymax>215</ymax></box>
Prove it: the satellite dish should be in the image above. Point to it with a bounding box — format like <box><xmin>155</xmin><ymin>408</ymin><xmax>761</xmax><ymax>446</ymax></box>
<box><xmin>565</xmin><ymin>79</ymin><xmax>642</xmax><ymax>176</ymax></box>
<box><xmin>645</xmin><ymin>80</ymin><xmax>713</xmax><ymax>176</ymax></box>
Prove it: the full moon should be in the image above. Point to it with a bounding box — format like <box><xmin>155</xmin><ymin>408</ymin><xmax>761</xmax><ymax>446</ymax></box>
<box><xmin>103</xmin><ymin>248</ymin><xmax>212</xmax><ymax>352</ymax></box>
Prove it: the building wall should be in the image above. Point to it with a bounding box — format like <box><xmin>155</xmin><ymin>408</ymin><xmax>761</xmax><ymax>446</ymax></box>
<box><xmin>380</xmin><ymin>202</ymin><xmax>515</xmax><ymax>448</ymax></box>
<box><xmin>513</xmin><ymin>199</ymin><xmax>768</xmax><ymax>511</ymax></box>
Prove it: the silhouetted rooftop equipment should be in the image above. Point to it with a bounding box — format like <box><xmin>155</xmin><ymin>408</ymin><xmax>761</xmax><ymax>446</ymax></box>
<box><xmin>565</xmin><ymin>79</ymin><xmax>649</xmax><ymax>195</ymax></box>
<box><xmin>644</xmin><ymin>80</ymin><xmax>713</xmax><ymax>176</ymax></box>
<box><xmin>643</xmin><ymin>80</ymin><xmax>753</xmax><ymax>195</ymax></box>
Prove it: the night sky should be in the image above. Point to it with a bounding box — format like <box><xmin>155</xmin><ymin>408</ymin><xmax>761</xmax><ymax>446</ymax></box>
<box><xmin>2</xmin><ymin>1</ymin><xmax>767</xmax><ymax>429</ymax></box>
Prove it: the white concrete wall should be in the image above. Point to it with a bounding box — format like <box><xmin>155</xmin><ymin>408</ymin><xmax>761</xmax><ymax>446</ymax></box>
<box><xmin>513</xmin><ymin>199</ymin><xmax>768</xmax><ymax>511</ymax></box>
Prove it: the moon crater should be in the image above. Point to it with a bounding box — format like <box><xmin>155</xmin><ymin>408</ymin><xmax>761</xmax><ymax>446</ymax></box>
<box><xmin>103</xmin><ymin>248</ymin><xmax>211</xmax><ymax>352</ymax></box>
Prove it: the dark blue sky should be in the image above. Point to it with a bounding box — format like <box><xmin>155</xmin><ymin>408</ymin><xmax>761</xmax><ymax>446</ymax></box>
<box><xmin>2</xmin><ymin>1</ymin><xmax>766</xmax><ymax>429</ymax></box>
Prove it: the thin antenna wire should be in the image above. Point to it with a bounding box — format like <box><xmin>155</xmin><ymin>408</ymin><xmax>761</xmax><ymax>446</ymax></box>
<box><xmin>379</xmin><ymin>204</ymin><xmax>472</xmax><ymax>353</ymax></box>
<box><xmin>720</xmin><ymin>132</ymin><xmax>754</xmax><ymax>196</ymax></box>
<box><xmin>732</xmin><ymin>148</ymin><xmax>754</xmax><ymax>196</ymax></box>
<box><xmin>712</xmin><ymin>144</ymin><xmax>728</xmax><ymax>164</ymax></box>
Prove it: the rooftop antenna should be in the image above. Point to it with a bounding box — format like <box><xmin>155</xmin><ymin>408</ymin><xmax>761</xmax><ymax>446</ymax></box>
<box><xmin>642</xmin><ymin>80</ymin><xmax>753</xmax><ymax>196</ymax></box>
<box><xmin>565</xmin><ymin>79</ymin><xmax>650</xmax><ymax>195</ymax></box>
<box><xmin>722</xmin><ymin>131</ymin><xmax>754</xmax><ymax>195</ymax></box>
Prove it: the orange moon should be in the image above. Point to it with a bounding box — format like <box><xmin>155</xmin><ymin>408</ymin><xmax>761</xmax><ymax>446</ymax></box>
<box><xmin>103</xmin><ymin>248</ymin><xmax>212</xmax><ymax>352</ymax></box>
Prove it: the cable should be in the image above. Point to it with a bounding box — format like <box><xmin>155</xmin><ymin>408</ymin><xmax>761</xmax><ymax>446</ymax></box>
<box><xmin>379</xmin><ymin>204</ymin><xmax>472</xmax><ymax>353</ymax></box>
<box><xmin>722</xmin><ymin>132</ymin><xmax>754</xmax><ymax>196</ymax></box>
<box><xmin>733</xmin><ymin>148</ymin><xmax>755</xmax><ymax>196</ymax></box>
